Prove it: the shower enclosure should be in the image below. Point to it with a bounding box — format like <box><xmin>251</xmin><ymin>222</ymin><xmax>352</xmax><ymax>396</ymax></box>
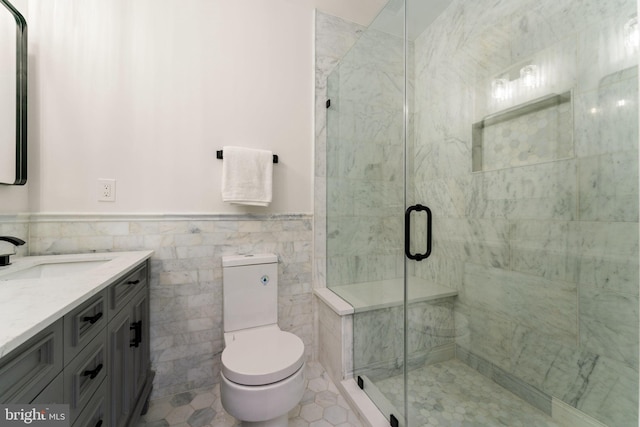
<box><xmin>323</xmin><ymin>0</ymin><xmax>639</xmax><ymax>426</ymax></box>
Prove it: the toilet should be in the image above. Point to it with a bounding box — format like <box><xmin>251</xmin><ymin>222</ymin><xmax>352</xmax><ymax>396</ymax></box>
<box><xmin>220</xmin><ymin>254</ymin><xmax>305</xmax><ymax>427</ymax></box>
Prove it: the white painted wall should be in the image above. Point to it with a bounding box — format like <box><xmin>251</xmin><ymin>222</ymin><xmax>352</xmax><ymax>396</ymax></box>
<box><xmin>28</xmin><ymin>0</ymin><xmax>315</xmax><ymax>214</ymax></box>
<box><xmin>0</xmin><ymin>0</ymin><xmax>383</xmax><ymax>215</ymax></box>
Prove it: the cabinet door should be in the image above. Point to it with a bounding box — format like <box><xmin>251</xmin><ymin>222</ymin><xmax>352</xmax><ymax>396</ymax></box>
<box><xmin>107</xmin><ymin>307</ymin><xmax>132</xmax><ymax>427</ymax></box>
<box><xmin>129</xmin><ymin>288</ymin><xmax>149</xmax><ymax>403</ymax></box>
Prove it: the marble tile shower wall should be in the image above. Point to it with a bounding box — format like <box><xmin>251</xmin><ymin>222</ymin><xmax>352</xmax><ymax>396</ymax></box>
<box><xmin>11</xmin><ymin>214</ymin><xmax>313</xmax><ymax>399</ymax></box>
<box><xmin>325</xmin><ymin>23</ymin><xmax>407</xmax><ymax>287</ymax></box>
<box><xmin>353</xmin><ymin>298</ymin><xmax>454</xmax><ymax>381</ymax></box>
<box><xmin>412</xmin><ymin>0</ymin><xmax>638</xmax><ymax>426</ymax></box>
<box><xmin>314</xmin><ymin>11</ymin><xmax>365</xmax><ymax>290</ymax></box>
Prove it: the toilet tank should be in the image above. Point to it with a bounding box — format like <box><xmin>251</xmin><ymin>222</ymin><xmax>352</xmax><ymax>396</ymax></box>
<box><xmin>222</xmin><ymin>254</ymin><xmax>278</xmax><ymax>332</ymax></box>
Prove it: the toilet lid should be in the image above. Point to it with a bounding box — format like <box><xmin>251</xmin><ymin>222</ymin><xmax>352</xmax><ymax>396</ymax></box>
<box><xmin>221</xmin><ymin>329</ymin><xmax>305</xmax><ymax>386</ymax></box>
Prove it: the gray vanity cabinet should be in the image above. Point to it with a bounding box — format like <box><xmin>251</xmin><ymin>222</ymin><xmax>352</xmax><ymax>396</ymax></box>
<box><xmin>108</xmin><ymin>263</ymin><xmax>152</xmax><ymax>427</ymax></box>
<box><xmin>0</xmin><ymin>258</ymin><xmax>152</xmax><ymax>427</ymax></box>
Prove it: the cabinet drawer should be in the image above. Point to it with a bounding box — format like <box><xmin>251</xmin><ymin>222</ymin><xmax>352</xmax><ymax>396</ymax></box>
<box><xmin>31</xmin><ymin>372</ymin><xmax>64</xmax><ymax>404</ymax></box>
<box><xmin>64</xmin><ymin>329</ymin><xmax>107</xmax><ymax>424</ymax></box>
<box><xmin>108</xmin><ymin>264</ymin><xmax>148</xmax><ymax>318</ymax></box>
<box><xmin>65</xmin><ymin>291</ymin><xmax>107</xmax><ymax>365</ymax></box>
<box><xmin>73</xmin><ymin>379</ymin><xmax>109</xmax><ymax>427</ymax></box>
<box><xmin>0</xmin><ymin>319</ymin><xmax>63</xmax><ymax>403</ymax></box>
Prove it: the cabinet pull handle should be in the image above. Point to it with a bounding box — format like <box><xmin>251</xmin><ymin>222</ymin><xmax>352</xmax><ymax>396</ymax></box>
<box><xmin>82</xmin><ymin>312</ymin><xmax>103</xmax><ymax>324</ymax></box>
<box><xmin>130</xmin><ymin>321</ymin><xmax>142</xmax><ymax>347</ymax></box>
<box><xmin>127</xmin><ymin>279</ymin><xmax>140</xmax><ymax>285</ymax></box>
<box><xmin>83</xmin><ymin>363</ymin><xmax>103</xmax><ymax>379</ymax></box>
<box><xmin>95</xmin><ymin>420</ymin><xmax>103</xmax><ymax>427</ymax></box>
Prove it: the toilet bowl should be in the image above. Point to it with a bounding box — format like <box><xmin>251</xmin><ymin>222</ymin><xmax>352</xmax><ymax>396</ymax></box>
<box><xmin>221</xmin><ymin>325</ymin><xmax>305</xmax><ymax>426</ymax></box>
<box><xmin>220</xmin><ymin>254</ymin><xmax>305</xmax><ymax>427</ymax></box>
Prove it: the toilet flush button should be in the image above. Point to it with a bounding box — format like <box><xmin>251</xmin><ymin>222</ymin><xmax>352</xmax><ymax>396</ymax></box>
<box><xmin>260</xmin><ymin>275</ymin><xmax>269</xmax><ymax>285</ymax></box>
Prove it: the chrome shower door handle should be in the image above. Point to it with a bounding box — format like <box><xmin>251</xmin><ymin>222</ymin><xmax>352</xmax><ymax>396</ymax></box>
<box><xmin>405</xmin><ymin>204</ymin><xmax>432</xmax><ymax>261</ymax></box>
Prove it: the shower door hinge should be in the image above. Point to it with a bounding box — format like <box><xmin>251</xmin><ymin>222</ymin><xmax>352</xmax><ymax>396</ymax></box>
<box><xmin>357</xmin><ymin>376</ymin><xmax>364</xmax><ymax>389</ymax></box>
<box><xmin>390</xmin><ymin>414</ymin><xmax>399</xmax><ymax>427</ymax></box>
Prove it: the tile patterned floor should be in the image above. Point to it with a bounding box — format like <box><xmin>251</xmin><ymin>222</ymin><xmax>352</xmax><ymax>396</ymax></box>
<box><xmin>140</xmin><ymin>359</ymin><xmax>564</xmax><ymax>427</ymax></box>
<box><xmin>138</xmin><ymin>362</ymin><xmax>364</xmax><ymax>427</ymax></box>
<box><xmin>374</xmin><ymin>359</ymin><xmax>562</xmax><ymax>427</ymax></box>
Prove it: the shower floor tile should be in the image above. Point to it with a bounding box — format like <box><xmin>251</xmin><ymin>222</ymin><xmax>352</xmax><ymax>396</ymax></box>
<box><xmin>137</xmin><ymin>361</ymin><xmax>364</xmax><ymax>427</ymax></box>
<box><xmin>374</xmin><ymin>359</ymin><xmax>562</xmax><ymax>427</ymax></box>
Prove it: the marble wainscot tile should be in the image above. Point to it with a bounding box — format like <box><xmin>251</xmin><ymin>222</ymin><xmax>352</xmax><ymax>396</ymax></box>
<box><xmin>27</xmin><ymin>214</ymin><xmax>313</xmax><ymax>399</ymax></box>
<box><xmin>0</xmin><ymin>216</ymin><xmax>29</xmax><ymax>259</ymax></box>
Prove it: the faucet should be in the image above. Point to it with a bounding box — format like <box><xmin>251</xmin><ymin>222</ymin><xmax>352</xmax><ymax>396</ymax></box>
<box><xmin>0</xmin><ymin>236</ymin><xmax>26</xmax><ymax>266</ymax></box>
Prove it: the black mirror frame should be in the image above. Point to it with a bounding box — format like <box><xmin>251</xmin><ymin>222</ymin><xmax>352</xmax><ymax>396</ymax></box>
<box><xmin>0</xmin><ymin>0</ymin><xmax>27</xmax><ymax>185</ymax></box>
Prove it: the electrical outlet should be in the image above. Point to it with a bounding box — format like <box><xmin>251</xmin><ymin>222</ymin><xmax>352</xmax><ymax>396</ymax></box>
<box><xmin>98</xmin><ymin>179</ymin><xmax>116</xmax><ymax>202</ymax></box>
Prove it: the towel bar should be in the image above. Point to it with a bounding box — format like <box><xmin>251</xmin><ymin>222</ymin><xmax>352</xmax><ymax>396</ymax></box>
<box><xmin>216</xmin><ymin>150</ymin><xmax>278</xmax><ymax>164</ymax></box>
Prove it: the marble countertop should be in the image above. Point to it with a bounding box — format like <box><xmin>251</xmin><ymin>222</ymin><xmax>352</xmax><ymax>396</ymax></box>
<box><xmin>0</xmin><ymin>250</ymin><xmax>154</xmax><ymax>358</ymax></box>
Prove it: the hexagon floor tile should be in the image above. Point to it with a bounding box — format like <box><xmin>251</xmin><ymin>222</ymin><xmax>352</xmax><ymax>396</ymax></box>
<box><xmin>139</xmin><ymin>359</ymin><xmax>575</xmax><ymax>427</ymax></box>
<box><xmin>138</xmin><ymin>362</ymin><xmax>363</xmax><ymax>427</ymax></box>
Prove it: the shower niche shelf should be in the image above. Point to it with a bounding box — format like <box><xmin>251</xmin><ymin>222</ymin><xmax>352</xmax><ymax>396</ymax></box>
<box><xmin>472</xmin><ymin>91</ymin><xmax>573</xmax><ymax>172</ymax></box>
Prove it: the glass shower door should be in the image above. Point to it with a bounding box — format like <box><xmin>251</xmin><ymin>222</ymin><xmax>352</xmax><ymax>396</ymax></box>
<box><xmin>404</xmin><ymin>0</ymin><xmax>639</xmax><ymax>426</ymax></box>
<box><xmin>325</xmin><ymin>0</ymin><xmax>409</xmax><ymax>423</ymax></box>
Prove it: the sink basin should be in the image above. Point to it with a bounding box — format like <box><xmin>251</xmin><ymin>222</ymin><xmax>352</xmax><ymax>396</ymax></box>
<box><xmin>0</xmin><ymin>260</ymin><xmax>110</xmax><ymax>281</ymax></box>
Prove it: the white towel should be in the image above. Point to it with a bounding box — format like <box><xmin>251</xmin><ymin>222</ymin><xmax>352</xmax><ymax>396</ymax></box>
<box><xmin>221</xmin><ymin>146</ymin><xmax>273</xmax><ymax>206</ymax></box>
